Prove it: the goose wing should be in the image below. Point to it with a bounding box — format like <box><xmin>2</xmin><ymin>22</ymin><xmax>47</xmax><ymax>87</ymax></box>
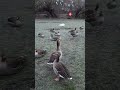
<box><xmin>48</xmin><ymin>52</ymin><xmax>61</xmax><ymax>64</ymax></box>
<box><xmin>55</xmin><ymin>62</ymin><xmax>71</xmax><ymax>78</ymax></box>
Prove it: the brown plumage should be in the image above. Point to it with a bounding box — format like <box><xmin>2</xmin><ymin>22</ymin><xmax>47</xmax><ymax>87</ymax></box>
<box><xmin>53</xmin><ymin>55</ymin><xmax>72</xmax><ymax>81</ymax></box>
<box><xmin>47</xmin><ymin>39</ymin><xmax>62</xmax><ymax>64</ymax></box>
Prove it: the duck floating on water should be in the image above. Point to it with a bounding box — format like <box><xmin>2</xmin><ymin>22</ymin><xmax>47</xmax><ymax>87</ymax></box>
<box><xmin>53</xmin><ymin>55</ymin><xmax>72</xmax><ymax>81</ymax></box>
<box><xmin>107</xmin><ymin>0</ymin><xmax>117</xmax><ymax>9</ymax></box>
<box><xmin>0</xmin><ymin>52</ymin><xmax>26</xmax><ymax>76</ymax></box>
<box><xmin>47</xmin><ymin>39</ymin><xmax>62</xmax><ymax>64</ymax></box>
<box><xmin>69</xmin><ymin>28</ymin><xmax>79</xmax><ymax>37</ymax></box>
<box><xmin>8</xmin><ymin>16</ymin><xmax>23</xmax><ymax>27</ymax></box>
<box><xmin>35</xmin><ymin>49</ymin><xmax>47</xmax><ymax>58</ymax></box>
<box><xmin>38</xmin><ymin>33</ymin><xmax>45</xmax><ymax>38</ymax></box>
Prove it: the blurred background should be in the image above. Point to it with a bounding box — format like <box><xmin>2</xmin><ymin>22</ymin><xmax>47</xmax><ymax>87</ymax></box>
<box><xmin>35</xmin><ymin>0</ymin><xmax>85</xmax><ymax>19</ymax></box>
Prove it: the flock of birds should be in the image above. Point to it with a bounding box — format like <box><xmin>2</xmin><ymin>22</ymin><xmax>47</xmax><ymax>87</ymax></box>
<box><xmin>35</xmin><ymin>0</ymin><xmax>118</xmax><ymax>81</ymax></box>
<box><xmin>37</xmin><ymin>26</ymin><xmax>84</xmax><ymax>39</ymax></box>
<box><xmin>0</xmin><ymin>0</ymin><xmax>118</xmax><ymax>77</ymax></box>
<box><xmin>35</xmin><ymin>26</ymin><xmax>84</xmax><ymax>81</ymax></box>
<box><xmin>0</xmin><ymin>16</ymin><xmax>26</xmax><ymax>76</ymax></box>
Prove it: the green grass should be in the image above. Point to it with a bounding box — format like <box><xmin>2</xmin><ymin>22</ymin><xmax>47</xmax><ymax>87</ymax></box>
<box><xmin>35</xmin><ymin>19</ymin><xmax>85</xmax><ymax>90</ymax></box>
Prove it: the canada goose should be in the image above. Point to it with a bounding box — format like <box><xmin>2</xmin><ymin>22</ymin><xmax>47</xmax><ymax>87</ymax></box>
<box><xmin>8</xmin><ymin>16</ymin><xmax>23</xmax><ymax>27</ymax></box>
<box><xmin>38</xmin><ymin>33</ymin><xmax>45</xmax><ymax>38</ymax></box>
<box><xmin>53</xmin><ymin>55</ymin><xmax>72</xmax><ymax>81</ymax></box>
<box><xmin>69</xmin><ymin>28</ymin><xmax>79</xmax><ymax>37</ymax></box>
<box><xmin>107</xmin><ymin>0</ymin><xmax>117</xmax><ymax>9</ymax></box>
<box><xmin>35</xmin><ymin>49</ymin><xmax>47</xmax><ymax>58</ymax></box>
<box><xmin>0</xmin><ymin>53</ymin><xmax>26</xmax><ymax>76</ymax></box>
<box><xmin>85</xmin><ymin>3</ymin><xmax>99</xmax><ymax>23</ymax></box>
<box><xmin>47</xmin><ymin>39</ymin><xmax>62</xmax><ymax>64</ymax></box>
<box><xmin>50</xmin><ymin>32</ymin><xmax>61</xmax><ymax>41</ymax></box>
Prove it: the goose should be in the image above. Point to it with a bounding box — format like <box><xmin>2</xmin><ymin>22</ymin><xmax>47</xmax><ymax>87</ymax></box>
<box><xmin>50</xmin><ymin>28</ymin><xmax>55</xmax><ymax>33</ymax></box>
<box><xmin>50</xmin><ymin>32</ymin><xmax>61</xmax><ymax>41</ymax></box>
<box><xmin>35</xmin><ymin>49</ymin><xmax>47</xmax><ymax>58</ymax></box>
<box><xmin>90</xmin><ymin>11</ymin><xmax>104</xmax><ymax>26</ymax></box>
<box><xmin>53</xmin><ymin>55</ymin><xmax>72</xmax><ymax>81</ymax></box>
<box><xmin>47</xmin><ymin>39</ymin><xmax>62</xmax><ymax>64</ymax></box>
<box><xmin>85</xmin><ymin>3</ymin><xmax>99</xmax><ymax>23</ymax></box>
<box><xmin>69</xmin><ymin>28</ymin><xmax>79</xmax><ymax>37</ymax></box>
<box><xmin>38</xmin><ymin>33</ymin><xmax>45</xmax><ymax>38</ymax></box>
<box><xmin>0</xmin><ymin>52</ymin><xmax>26</xmax><ymax>76</ymax></box>
<box><xmin>106</xmin><ymin>0</ymin><xmax>117</xmax><ymax>9</ymax></box>
<box><xmin>8</xmin><ymin>16</ymin><xmax>23</xmax><ymax>27</ymax></box>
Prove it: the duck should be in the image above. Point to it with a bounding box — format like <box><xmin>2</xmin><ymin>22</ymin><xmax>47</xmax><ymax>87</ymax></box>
<box><xmin>53</xmin><ymin>55</ymin><xmax>72</xmax><ymax>81</ymax></box>
<box><xmin>50</xmin><ymin>28</ymin><xmax>55</xmax><ymax>33</ymax></box>
<box><xmin>106</xmin><ymin>0</ymin><xmax>117</xmax><ymax>9</ymax></box>
<box><xmin>35</xmin><ymin>49</ymin><xmax>47</xmax><ymax>58</ymax></box>
<box><xmin>38</xmin><ymin>33</ymin><xmax>45</xmax><ymax>38</ymax></box>
<box><xmin>69</xmin><ymin>28</ymin><xmax>79</xmax><ymax>37</ymax></box>
<box><xmin>0</xmin><ymin>52</ymin><xmax>27</xmax><ymax>76</ymax></box>
<box><xmin>89</xmin><ymin>11</ymin><xmax>104</xmax><ymax>26</ymax></box>
<box><xmin>47</xmin><ymin>39</ymin><xmax>62</xmax><ymax>64</ymax></box>
<box><xmin>85</xmin><ymin>3</ymin><xmax>99</xmax><ymax>23</ymax></box>
<box><xmin>8</xmin><ymin>16</ymin><xmax>23</xmax><ymax>27</ymax></box>
<box><xmin>79</xmin><ymin>26</ymin><xmax>84</xmax><ymax>30</ymax></box>
<box><xmin>59</xmin><ymin>23</ymin><xmax>65</xmax><ymax>27</ymax></box>
<box><xmin>50</xmin><ymin>32</ymin><xmax>61</xmax><ymax>41</ymax></box>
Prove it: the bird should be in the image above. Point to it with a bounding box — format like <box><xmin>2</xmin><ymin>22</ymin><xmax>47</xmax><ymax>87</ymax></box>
<box><xmin>50</xmin><ymin>32</ymin><xmax>61</xmax><ymax>41</ymax></box>
<box><xmin>7</xmin><ymin>16</ymin><xmax>23</xmax><ymax>27</ymax></box>
<box><xmin>106</xmin><ymin>0</ymin><xmax>117</xmax><ymax>9</ymax></box>
<box><xmin>80</xmin><ymin>26</ymin><xmax>84</xmax><ymax>30</ymax></box>
<box><xmin>85</xmin><ymin>3</ymin><xmax>99</xmax><ymax>23</ymax></box>
<box><xmin>38</xmin><ymin>33</ymin><xmax>45</xmax><ymax>38</ymax></box>
<box><xmin>50</xmin><ymin>28</ymin><xmax>55</xmax><ymax>33</ymax></box>
<box><xmin>89</xmin><ymin>11</ymin><xmax>104</xmax><ymax>26</ymax></box>
<box><xmin>53</xmin><ymin>55</ymin><xmax>72</xmax><ymax>81</ymax></box>
<box><xmin>47</xmin><ymin>39</ymin><xmax>62</xmax><ymax>64</ymax></box>
<box><xmin>0</xmin><ymin>52</ymin><xmax>27</xmax><ymax>76</ymax></box>
<box><xmin>69</xmin><ymin>28</ymin><xmax>79</xmax><ymax>37</ymax></box>
<box><xmin>35</xmin><ymin>49</ymin><xmax>47</xmax><ymax>58</ymax></box>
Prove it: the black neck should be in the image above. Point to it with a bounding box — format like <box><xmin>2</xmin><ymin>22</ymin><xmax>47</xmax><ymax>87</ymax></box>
<box><xmin>95</xmin><ymin>3</ymin><xmax>99</xmax><ymax>11</ymax></box>
<box><xmin>57</xmin><ymin>39</ymin><xmax>60</xmax><ymax>51</ymax></box>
